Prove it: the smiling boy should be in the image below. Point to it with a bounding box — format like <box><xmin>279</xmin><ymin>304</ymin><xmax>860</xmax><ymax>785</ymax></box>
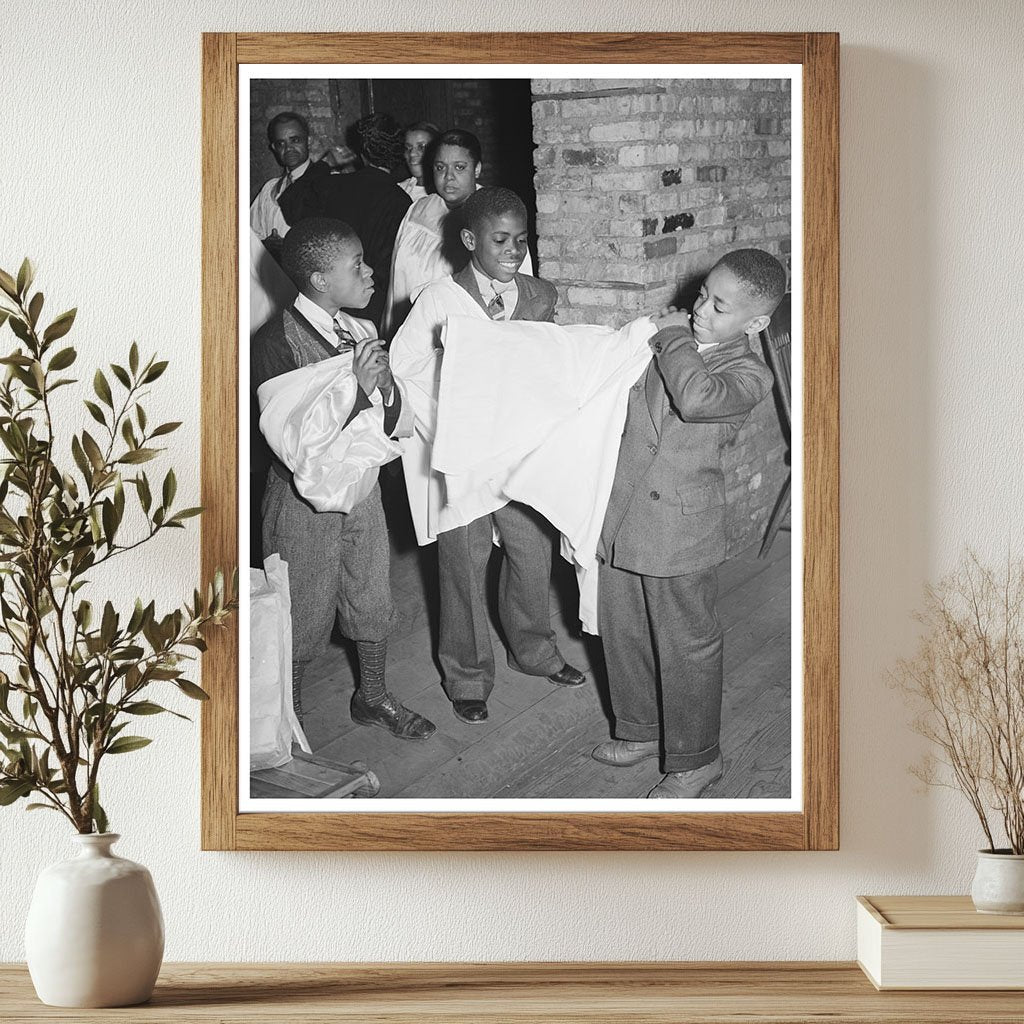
<box><xmin>390</xmin><ymin>186</ymin><xmax>586</xmax><ymax>724</ymax></box>
<box><xmin>593</xmin><ymin>248</ymin><xmax>785</xmax><ymax>798</ymax></box>
<box><xmin>252</xmin><ymin>217</ymin><xmax>436</xmax><ymax>743</ymax></box>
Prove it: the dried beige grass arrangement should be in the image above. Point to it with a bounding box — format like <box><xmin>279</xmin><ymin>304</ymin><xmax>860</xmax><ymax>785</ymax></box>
<box><xmin>894</xmin><ymin>552</ymin><xmax>1024</xmax><ymax>855</ymax></box>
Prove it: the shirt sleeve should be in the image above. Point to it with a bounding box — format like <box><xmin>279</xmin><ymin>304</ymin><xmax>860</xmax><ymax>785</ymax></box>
<box><xmin>342</xmin><ymin>387</ymin><xmax>374</xmax><ymax>430</ymax></box>
<box><xmin>340</xmin><ymin>384</ymin><xmax>405</xmax><ymax>435</ymax></box>
<box><xmin>381</xmin><ymin>387</ymin><xmax>403</xmax><ymax>436</ymax></box>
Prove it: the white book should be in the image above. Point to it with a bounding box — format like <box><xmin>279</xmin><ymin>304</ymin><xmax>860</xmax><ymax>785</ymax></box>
<box><xmin>857</xmin><ymin>895</ymin><xmax>1024</xmax><ymax>990</ymax></box>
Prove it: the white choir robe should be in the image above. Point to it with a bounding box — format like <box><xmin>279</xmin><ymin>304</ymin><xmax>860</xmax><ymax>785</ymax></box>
<box><xmin>257</xmin><ymin>349</ymin><xmax>413</xmax><ymax>515</ymax></box>
<box><xmin>393</xmin><ymin>293</ymin><xmax>656</xmax><ymax>633</ymax></box>
<box><xmin>249</xmin><ymin>228</ymin><xmax>296</xmax><ymax>336</ymax></box>
<box><xmin>389</xmin><ymin>275</ymin><xmax>491</xmax><ymax>543</ymax></box>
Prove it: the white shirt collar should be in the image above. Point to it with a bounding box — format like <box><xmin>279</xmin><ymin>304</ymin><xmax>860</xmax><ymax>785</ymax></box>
<box><xmin>287</xmin><ymin>158</ymin><xmax>311</xmax><ymax>183</ymax></box>
<box><xmin>294</xmin><ymin>292</ymin><xmax>339</xmax><ymax>342</ymax></box>
<box><xmin>470</xmin><ymin>262</ymin><xmax>516</xmax><ymax>301</ymax></box>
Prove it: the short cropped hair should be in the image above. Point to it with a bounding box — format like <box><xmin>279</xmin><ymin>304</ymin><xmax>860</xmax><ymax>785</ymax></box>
<box><xmin>281</xmin><ymin>218</ymin><xmax>359</xmax><ymax>290</ymax></box>
<box><xmin>715</xmin><ymin>249</ymin><xmax>788</xmax><ymax>311</ymax></box>
<box><xmin>267</xmin><ymin>111</ymin><xmax>309</xmax><ymax>142</ymax></box>
<box><xmin>436</xmin><ymin>128</ymin><xmax>482</xmax><ymax>165</ymax></box>
<box><xmin>355</xmin><ymin>112</ymin><xmax>405</xmax><ymax>168</ymax></box>
<box><xmin>461</xmin><ymin>187</ymin><xmax>528</xmax><ymax>234</ymax></box>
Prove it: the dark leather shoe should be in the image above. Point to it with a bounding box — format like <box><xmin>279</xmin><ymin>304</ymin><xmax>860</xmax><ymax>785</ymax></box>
<box><xmin>452</xmin><ymin>699</ymin><xmax>488</xmax><ymax>724</ymax></box>
<box><xmin>547</xmin><ymin>662</ymin><xmax>586</xmax><ymax>687</ymax></box>
<box><xmin>350</xmin><ymin>691</ymin><xmax>436</xmax><ymax>740</ymax></box>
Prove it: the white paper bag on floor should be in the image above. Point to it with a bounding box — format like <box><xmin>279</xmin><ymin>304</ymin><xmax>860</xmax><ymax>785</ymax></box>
<box><xmin>249</xmin><ymin>554</ymin><xmax>311</xmax><ymax>771</ymax></box>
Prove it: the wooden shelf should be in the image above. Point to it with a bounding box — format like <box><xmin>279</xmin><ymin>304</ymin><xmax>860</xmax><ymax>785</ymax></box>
<box><xmin>3</xmin><ymin>962</ymin><xmax>1024</xmax><ymax>1022</ymax></box>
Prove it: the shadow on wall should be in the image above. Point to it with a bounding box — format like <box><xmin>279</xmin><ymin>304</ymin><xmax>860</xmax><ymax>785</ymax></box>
<box><xmin>838</xmin><ymin>47</ymin><xmax>937</xmax><ymax>869</ymax></box>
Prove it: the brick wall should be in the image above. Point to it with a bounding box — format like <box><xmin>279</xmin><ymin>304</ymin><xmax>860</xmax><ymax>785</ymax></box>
<box><xmin>249</xmin><ymin>79</ymin><xmax>362</xmax><ymax>200</ymax></box>
<box><xmin>532</xmin><ymin>78</ymin><xmax>792</xmax><ymax>554</ymax></box>
<box><xmin>448</xmin><ymin>80</ymin><xmax>502</xmax><ymax>184</ymax></box>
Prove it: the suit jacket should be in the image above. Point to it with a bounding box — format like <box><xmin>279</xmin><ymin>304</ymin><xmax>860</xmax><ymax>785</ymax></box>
<box><xmin>250</xmin><ymin>304</ymin><xmax>337</xmax><ymax>479</ymax></box>
<box><xmin>252</xmin><ymin>304</ymin><xmax>334</xmax><ymax>389</ymax></box>
<box><xmin>450</xmin><ymin>262</ymin><xmax>558</xmax><ymax>323</ymax></box>
<box><xmin>599</xmin><ymin>326</ymin><xmax>775</xmax><ymax>577</ymax></box>
<box><xmin>251</xmin><ymin>305</ymin><xmax>407</xmax><ymax>482</ymax></box>
<box><xmin>275</xmin><ymin>160</ymin><xmax>337</xmax><ymax>228</ymax></box>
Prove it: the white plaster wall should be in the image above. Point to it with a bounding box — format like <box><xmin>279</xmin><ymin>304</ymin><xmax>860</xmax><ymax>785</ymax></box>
<box><xmin>1</xmin><ymin>0</ymin><xmax>1022</xmax><ymax>962</ymax></box>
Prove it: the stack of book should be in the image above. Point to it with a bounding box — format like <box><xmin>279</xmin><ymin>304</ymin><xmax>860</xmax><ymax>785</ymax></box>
<box><xmin>857</xmin><ymin>895</ymin><xmax>1024</xmax><ymax>990</ymax></box>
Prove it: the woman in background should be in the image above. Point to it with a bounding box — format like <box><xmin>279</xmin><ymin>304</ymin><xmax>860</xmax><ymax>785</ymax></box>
<box><xmin>397</xmin><ymin>121</ymin><xmax>439</xmax><ymax>202</ymax></box>
<box><xmin>384</xmin><ymin>128</ymin><xmax>533</xmax><ymax>338</ymax></box>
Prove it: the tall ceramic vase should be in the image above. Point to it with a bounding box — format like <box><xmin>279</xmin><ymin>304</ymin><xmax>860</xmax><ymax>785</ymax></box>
<box><xmin>25</xmin><ymin>833</ymin><xmax>164</xmax><ymax>1007</ymax></box>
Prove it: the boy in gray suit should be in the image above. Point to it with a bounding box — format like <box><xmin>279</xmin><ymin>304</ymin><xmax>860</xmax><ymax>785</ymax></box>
<box><xmin>594</xmin><ymin>249</ymin><xmax>786</xmax><ymax>798</ymax></box>
<box><xmin>252</xmin><ymin>217</ymin><xmax>436</xmax><ymax>742</ymax></box>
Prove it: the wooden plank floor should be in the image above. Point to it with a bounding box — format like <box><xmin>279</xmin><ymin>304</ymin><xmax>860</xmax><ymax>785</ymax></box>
<box><xmin>251</xmin><ymin>474</ymin><xmax>792</xmax><ymax>801</ymax></box>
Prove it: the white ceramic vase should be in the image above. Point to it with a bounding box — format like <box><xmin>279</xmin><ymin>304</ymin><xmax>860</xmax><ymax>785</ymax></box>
<box><xmin>970</xmin><ymin>850</ymin><xmax>1024</xmax><ymax>915</ymax></box>
<box><xmin>24</xmin><ymin>833</ymin><xmax>164</xmax><ymax>1007</ymax></box>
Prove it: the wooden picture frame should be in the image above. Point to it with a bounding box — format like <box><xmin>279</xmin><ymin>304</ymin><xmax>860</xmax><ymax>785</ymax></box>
<box><xmin>201</xmin><ymin>32</ymin><xmax>838</xmax><ymax>851</ymax></box>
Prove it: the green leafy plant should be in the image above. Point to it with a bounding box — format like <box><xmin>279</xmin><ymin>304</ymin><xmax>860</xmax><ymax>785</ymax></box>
<box><xmin>895</xmin><ymin>552</ymin><xmax>1024</xmax><ymax>853</ymax></box>
<box><xmin>0</xmin><ymin>259</ymin><xmax>236</xmax><ymax>833</ymax></box>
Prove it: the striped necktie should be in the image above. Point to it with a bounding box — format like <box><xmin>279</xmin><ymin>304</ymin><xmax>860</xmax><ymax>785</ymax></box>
<box><xmin>334</xmin><ymin>322</ymin><xmax>357</xmax><ymax>348</ymax></box>
<box><xmin>486</xmin><ymin>292</ymin><xmax>505</xmax><ymax>320</ymax></box>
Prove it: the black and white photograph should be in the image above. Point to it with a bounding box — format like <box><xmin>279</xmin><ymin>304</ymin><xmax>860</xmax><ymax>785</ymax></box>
<box><xmin>242</xmin><ymin>64</ymin><xmax>800</xmax><ymax>810</ymax></box>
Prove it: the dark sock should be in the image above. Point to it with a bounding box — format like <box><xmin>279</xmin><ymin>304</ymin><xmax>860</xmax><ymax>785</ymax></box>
<box><xmin>355</xmin><ymin>639</ymin><xmax>387</xmax><ymax>706</ymax></box>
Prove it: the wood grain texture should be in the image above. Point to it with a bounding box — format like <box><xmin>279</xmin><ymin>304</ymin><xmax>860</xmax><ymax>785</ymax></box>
<box><xmin>861</xmin><ymin>896</ymin><xmax>1024</xmax><ymax>930</ymax></box>
<box><xmin>3</xmin><ymin>962</ymin><xmax>1022</xmax><ymax>1023</ymax></box>
<box><xmin>800</xmin><ymin>32</ymin><xmax>841</xmax><ymax>852</ymax></box>
<box><xmin>260</xmin><ymin>536</ymin><xmax>790</xmax><ymax>801</ymax></box>
<box><xmin>200</xmin><ymin>32</ymin><xmax>239</xmax><ymax>852</ymax></box>
<box><xmin>235</xmin><ymin>32</ymin><xmax>807</xmax><ymax>65</ymax></box>
<box><xmin>234</xmin><ymin>811</ymin><xmax>806</xmax><ymax>852</ymax></box>
<box><xmin>200</xmin><ymin>32</ymin><xmax>840</xmax><ymax>851</ymax></box>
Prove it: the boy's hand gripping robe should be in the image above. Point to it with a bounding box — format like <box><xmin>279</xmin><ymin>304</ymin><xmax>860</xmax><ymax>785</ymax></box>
<box><xmin>257</xmin><ymin>352</ymin><xmax>411</xmax><ymax>514</ymax></box>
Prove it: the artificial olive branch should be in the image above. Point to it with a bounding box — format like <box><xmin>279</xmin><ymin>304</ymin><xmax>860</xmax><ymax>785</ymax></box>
<box><xmin>0</xmin><ymin>259</ymin><xmax>236</xmax><ymax>833</ymax></box>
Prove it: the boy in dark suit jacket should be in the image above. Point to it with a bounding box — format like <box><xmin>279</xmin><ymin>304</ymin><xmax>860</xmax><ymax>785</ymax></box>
<box><xmin>390</xmin><ymin>187</ymin><xmax>586</xmax><ymax>725</ymax></box>
<box><xmin>252</xmin><ymin>217</ymin><xmax>435</xmax><ymax>742</ymax></box>
<box><xmin>594</xmin><ymin>249</ymin><xmax>786</xmax><ymax>798</ymax></box>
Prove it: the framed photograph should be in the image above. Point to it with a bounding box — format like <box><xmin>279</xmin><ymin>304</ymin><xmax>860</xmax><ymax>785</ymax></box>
<box><xmin>201</xmin><ymin>32</ymin><xmax>838</xmax><ymax>851</ymax></box>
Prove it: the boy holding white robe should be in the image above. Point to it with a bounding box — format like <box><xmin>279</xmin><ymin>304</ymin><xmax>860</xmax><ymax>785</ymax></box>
<box><xmin>390</xmin><ymin>187</ymin><xmax>586</xmax><ymax>725</ymax></box>
<box><xmin>594</xmin><ymin>249</ymin><xmax>784</xmax><ymax>798</ymax></box>
<box><xmin>253</xmin><ymin>217</ymin><xmax>435</xmax><ymax>741</ymax></box>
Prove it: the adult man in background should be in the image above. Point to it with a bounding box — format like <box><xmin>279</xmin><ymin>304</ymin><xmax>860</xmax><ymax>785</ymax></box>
<box><xmin>250</xmin><ymin>111</ymin><xmax>332</xmax><ymax>259</ymax></box>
